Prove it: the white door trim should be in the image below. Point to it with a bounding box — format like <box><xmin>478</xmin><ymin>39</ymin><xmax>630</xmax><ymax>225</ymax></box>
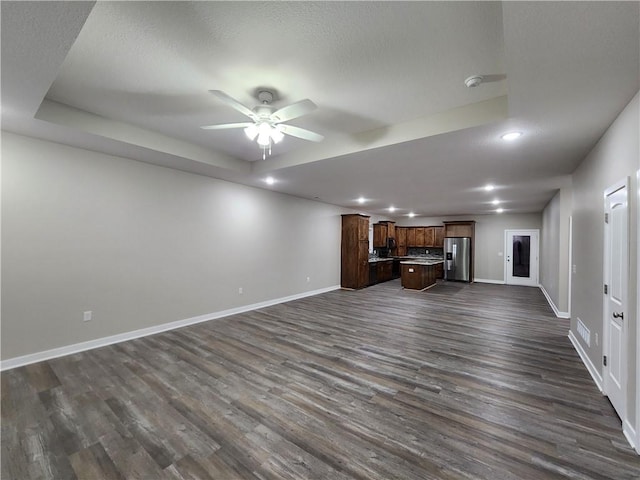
<box><xmin>568</xmin><ymin>216</ymin><xmax>573</xmax><ymax>318</ymax></box>
<box><xmin>602</xmin><ymin>177</ymin><xmax>629</xmax><ymax>425</ymax></box>
<box><xmin>504</xmin><ymin>229</ymin><xmax>540</xmax><ymax>286</ymax></box>
<box><xmin>636</xmin><ymin>169</ymin><xmax>640</xmax><ymax>453</ymax></box>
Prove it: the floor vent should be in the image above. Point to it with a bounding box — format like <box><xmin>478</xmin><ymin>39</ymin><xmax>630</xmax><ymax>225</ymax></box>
<box><xmin>577</xmin><ymin>318</ymin><xmax>590</xmax><ymax>347</ymax></box>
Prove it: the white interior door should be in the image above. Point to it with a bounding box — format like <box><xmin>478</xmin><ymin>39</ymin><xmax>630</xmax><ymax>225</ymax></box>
<box><xmin>504</xmin><ymin>230</ymin><xmax>539</xmax><ymax>286</ymax></box>
<box><xmin>603</xmin><ymin>180</ymin><xmax>628</xmax><ymax>419</ymax></box>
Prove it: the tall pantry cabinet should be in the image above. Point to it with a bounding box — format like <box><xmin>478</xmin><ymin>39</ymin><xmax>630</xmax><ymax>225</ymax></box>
<box><xmin>341</xmin><ymin>214</ymin><xmax>370</xmax><ymax>289</ymax></box>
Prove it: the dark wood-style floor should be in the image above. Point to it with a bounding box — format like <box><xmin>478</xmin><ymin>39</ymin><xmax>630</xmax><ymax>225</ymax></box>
<box><xmin>3</xmin><ymin>280</ymin><xmax>640</xmax><ymax>479</ymax></box>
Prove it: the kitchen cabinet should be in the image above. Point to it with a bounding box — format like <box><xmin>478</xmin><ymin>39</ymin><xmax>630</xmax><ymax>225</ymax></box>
<box><xmin>373</xmin><ymin>221</ymin><xmax>396</xmax><ymax>250</ymax></box>
<box><xmin>373</xmin><ymin>224</ymin><xmax>386</xmax><ymax>248</ymax></box>
<box><xmin>401</xmin><ymin>262</ymin><xmax>438</xmax><ymax>290</ymax></box>
<box><xmin>396</xmin><ymin>227</ymin><xmax>407</xmax><ymax>256</ymax></box>
<box><xmin>407</xmin><ymin>228</ymin><xmax>416</xmax><ymax>247</ymax></box>
<box><xmin>396</xmin><ymin>227</ymin><xmax>407</xmax><ymax>247</ymax></box>
<box><xmin>424</xmin><ymin>227</ymin><xmax>434</xmax><ymax>247</ymax></box>
<box><xmin>341</xmin><ymin>214</ymin><xmax>370</xmax><ymax>289</ymax></box>
<box><xmin>444</xmin><ymin>221</ymin><xmax>474</xmax><ymax>238</ymax></box>
<box><xmin>433</xmin><ymin>226</ymin><xmax>444</xmax><ymax>247</ymax></box>
<box><xmin>378</xmin><ymin>260</ymin><xmax>393</xmax><ymax>282</ymax></box>
<box><xmin>404</xmin><ymin>225</ymin><xmax>444</xmax><ymax>248</ymax></box>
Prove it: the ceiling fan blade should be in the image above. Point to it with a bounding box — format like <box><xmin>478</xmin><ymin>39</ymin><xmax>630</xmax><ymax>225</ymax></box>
<box><xmin>200</xmin><ymin>122</ymin><xmax>254</xmax><ymax>130</ymax></box>
<box><xmin>280</xmin><ymin>124</ymin><xmax>324</xmax><ymax>142</ymax></box>
<box><xmin>270</xmin><ymin>99</ymin><xmax>317</xmax><ymax>123</ymax></box>
<box><xmin>208</xmin><ymin>90</ymin><xmax>257</xmax><ymax>120</ymax></box>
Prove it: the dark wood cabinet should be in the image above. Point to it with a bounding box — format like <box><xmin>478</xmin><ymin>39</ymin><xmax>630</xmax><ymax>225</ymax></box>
<box><xmin>404</xmin><ymin>225</ymin><xmax>444</xmax><ymax>248</ymax></box>
<box><xmin>407</xmin><ymin>228</ymin><xmax>416</xmax><ymax>247</ymax></box>
<box><xmin>396</xmin><ymin>227</ymin><xmax>407</xmax><ymax>247</ymax></box>
<box><xmin>341</xmin><ymin>214</ymin><xmax>370</xmax><ymax>289</ymax></box>
<box><xmin>396</xmin><ymin>227</ymin><xmax>407</xmax><ymax>256</ymax></box>
<box><xmin>373</xmin><ymin>221</ymin><xmax>396</xmax><ymax>249</ymax></box>
<box><xmin>424</xmin><ymin>227</ymin><xmax>434</xmax><ymax>247</ymax></box>
<box><xmin>444</xmin><ymin>221</ymin><xmax>474</xmax><ymax>238</ymax></box>
<box><xmin>433</xmin><ymin>226</ymin><xmax>444</xmax><ymax>247</ymax></box>
<box><xmin>373</xmin><ymin>224</ymin><xmax>386</xmax><ymax>248</ymax></box>
<box><xmin>378</xmin><ymin>260</ymin><xmax>393</xmax><ymax>282</ymax></box>
<box><xmin>401</xmin><ymin>263</ymin><xmax>437</xmax><ymax>290</ymax></box>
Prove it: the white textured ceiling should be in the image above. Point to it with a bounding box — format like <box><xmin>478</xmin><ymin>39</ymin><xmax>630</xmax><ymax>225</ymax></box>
<box><xmin>2</xmin><ymin>1</ymin><xmax>639</xmax><ymax>217</ymax></box>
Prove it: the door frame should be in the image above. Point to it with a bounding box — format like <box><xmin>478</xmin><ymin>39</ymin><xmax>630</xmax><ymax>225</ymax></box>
<box><xmin>636</xmin><ymin>169</ymin><xmax>640</xmax><ymax>453</ymax></box>
<box><xmin>602</xmin><ymin>177</ymin><xmax>629</xmax><ymax>423</ymax></box>
<box><xmin>568</xmin><ymin>216</ymin><xmax>573</xmax><ymax>318</ymax></box>
<box><xmin>504</xmin><ymin>229</ymin><xmax>540</xmax><ymax>286</ymax></box>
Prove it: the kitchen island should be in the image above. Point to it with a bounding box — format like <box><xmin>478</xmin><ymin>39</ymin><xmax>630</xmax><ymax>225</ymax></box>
<box><xmin>400</xmin><ymin>259</ymin><xmax>444</xmax><ymax>291</ymax></box>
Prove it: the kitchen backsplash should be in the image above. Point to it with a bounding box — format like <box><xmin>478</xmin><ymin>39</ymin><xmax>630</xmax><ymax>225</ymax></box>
<box><xmin>407</xmin><ymin>247</ymin><xmax>443</xmax><ymax>258</ymax></box>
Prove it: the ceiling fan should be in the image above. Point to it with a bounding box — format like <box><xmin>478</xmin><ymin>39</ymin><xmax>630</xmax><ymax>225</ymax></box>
<box><xmin>201</xmin><ymin>89</ymin><xmax>324</xmax><ymax>159</ymax></box>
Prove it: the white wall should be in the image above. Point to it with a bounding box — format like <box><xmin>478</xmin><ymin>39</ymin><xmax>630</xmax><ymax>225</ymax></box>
<box><xmin>397</xmin><ymin>213</ymin><xmax>542</xmax><ymax>282</ymax></box>
<box><xmin>570</xmin><ymin>91</ymin><xmax>639</xmax><ymax>432</ymax></box>
<box><xmin>1</xmin><ymin>132</ymin><xmax>345</xmax><ymax>360</ymax></box>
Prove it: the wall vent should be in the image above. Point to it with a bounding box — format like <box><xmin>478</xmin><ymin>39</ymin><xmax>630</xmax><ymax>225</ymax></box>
<box><xmin>577</xmin><ymin>318</ymin><xmax>591</xmax><ymax>347</ymax></box>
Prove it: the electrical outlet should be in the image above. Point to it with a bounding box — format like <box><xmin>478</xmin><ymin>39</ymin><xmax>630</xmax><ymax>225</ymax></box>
<box><xmin>573</xmin><ymin>264</ymin><xmax>577</xmax><ymax>274</ymax></box>
<box><xmin>306</xmin><ymin>276</ymin><xmax>311</xmax><ymax>283</ymax></box>
<box><xmin>498</xmin><ymin>251</ymin><xmax>503</xmax><ymax>256</ymax></box>
<box><xmin>83</xmin><ymin>311</ymin><xmax>92</xmax><ymax>322</ymax></box>
<box><xmin>238</xmin><ymin>287</ymin><xmax>243</xmax><ymax>294</ymax></box>
<box><xmin>595</xmin><ymin>333</ymin><xmax>598</xmax><ymax>346</ymax></box>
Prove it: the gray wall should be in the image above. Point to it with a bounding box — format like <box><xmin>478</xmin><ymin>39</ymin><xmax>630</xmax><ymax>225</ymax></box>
<box><xmin>540</xmin><ymin>182</ymin><xmax>573</xmax><ymax>315</ymax></box>
<box><xmin>1</xmin><ymin>132</ymin><xmax>345</xmax><ymax>360</ymax></box>
<box><xmin>570</xmin><ymin>91</ymin><xmax>639</xmax><ymax>428</ymax></box>
<box><xmin>397</xmin><ymin>213</ymin><xmax>542</xmax><ymax>282</ymax></box>
<box><xmin>541</xmin><ymin>192</ymin><xmax>561</xmax><ymax>308</ymax></box>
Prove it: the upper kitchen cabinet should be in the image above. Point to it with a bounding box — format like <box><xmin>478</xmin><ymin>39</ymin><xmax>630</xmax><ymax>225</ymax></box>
<box><xmin>433</xmin><ymin>226</ymin><xmax>444</xmax><ymax>247</ymax></box>
<box><xmin>403</xmin><ymin>225</ymin><xmax>444</xmax><ymax>248</ymax></box>
<box><xmin>341</xmin><ymin>214</ymin><xmax>370</xmax><ymax>289</ymax></box>
<box><xmin>424</xmin><ymin>227</ymin><xmax>434</xmax><ymax>247</ymax></box>
<box><xmin>396</xmin><ymin>227</ymin><xmax>407</xmax><ymax>256</ymax></box>
<box><xmin>407</xmin><ymin>227</ymin><xmax>416</xmax><ymax>247</ymax></box>
<box><xmin>373</xmin><ymin>221</ymin><xmax>396</xmax><ymax>248</ymax></box>
<box><xmin>444</xmin><ymin>221</ymin><xmax>475</xmax><ymax>239</ymax></box>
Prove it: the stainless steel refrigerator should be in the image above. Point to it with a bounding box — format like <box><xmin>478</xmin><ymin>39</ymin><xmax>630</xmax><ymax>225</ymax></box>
<box><xmin>444</xmin><ymin>237</ymin><xmax>471</xmax><ymax>282</ymax></box>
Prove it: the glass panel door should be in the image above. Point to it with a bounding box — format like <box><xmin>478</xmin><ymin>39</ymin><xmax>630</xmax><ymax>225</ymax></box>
<box><xmin>512</xmin><ymin>235</ymin><xmax>531</xmax><ymax>278</ymax></box>
<box><xmin>505</xmin><ymin>230</ymin><xmax>539</xmax><ymax>286</ymax></box>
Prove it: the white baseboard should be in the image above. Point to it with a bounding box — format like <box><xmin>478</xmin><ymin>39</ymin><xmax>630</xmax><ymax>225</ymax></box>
<box><xmin>568</xmin><ymin>330</ymin><xmax>604</xmax><ymax>392</ymax></box>
<box><xmin>539</xmin><ymin>284</ymin><xmax>570</xmax><ymax>318</ymax></box>
<box><xmin>0</xmin><ymin>285</ymin><xmax>341</xmax><ymax>371</ymax></box>
<box><xmin>473</xmin><ymin>278</ymin><xmax>505</xmax><ymax>285</ymax></box>
<box><xmin>623</xmin><ymin>419</ymin><xmax>638</xmax><ymax>453</ymax></box>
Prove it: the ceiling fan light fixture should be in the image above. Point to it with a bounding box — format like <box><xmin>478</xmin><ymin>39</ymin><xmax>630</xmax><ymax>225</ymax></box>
<box><xmin>270</xmin><ymin>126</ymin><xmax>284</xmax><ymax>144</ymax></box>
<box><xmin>244</xmin><ymin>124</ymin><xmax>258</xmax><ymax>140</ymax></box>
<box><xmin>256</xmin><ymin>122</ymin><xmax>272</xmax><ymax>146</ymax></box>
<box><xmin>257</xmin><ymin>132</ymin><xmax>271</xmax><ymax>147</ymax></box>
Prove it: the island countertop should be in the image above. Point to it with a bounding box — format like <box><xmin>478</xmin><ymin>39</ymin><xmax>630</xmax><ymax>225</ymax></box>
<box><xmin>400</xmin><ymin>259</ymin><xmax>444</xmax><ymax>266</ymax></box>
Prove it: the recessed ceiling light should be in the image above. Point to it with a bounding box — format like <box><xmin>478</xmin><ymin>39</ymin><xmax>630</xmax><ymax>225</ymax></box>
<box><xmin>408</xmin><ymin>212</ymin><xmax>415</xmax><ymax>218</ymax></box>
<box><xmin>492</xmin><ymin>199</ymin><xmax>500</xmax><ymax>205</ymax></box>
<box><xmin>484</xmin><ymin>184</ymin><xmax>495</xmax><ymax>192</ymax></box>
<box><xmin>496</xmin><ymin>208</ymin><xmax>504</xmax><ymax>213</ymax></box>
<box><xmin>388</xmin><ymin>206</ymin><xmax>396</xmax><ymax>213</ymax></box>
<box><xmin>357</xmin><ymin>196</ymin><xmax>366</xmax><ymax>204</ymax></box>
<box><xmin>265</xmin><ymin>176</ymin><xmax>275</xmax><ymax>185</ymax></box>
<box><xmin>501</xmin><ymin>131</ymin><xmax>522</xmax><ymax>141</ymax></box>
